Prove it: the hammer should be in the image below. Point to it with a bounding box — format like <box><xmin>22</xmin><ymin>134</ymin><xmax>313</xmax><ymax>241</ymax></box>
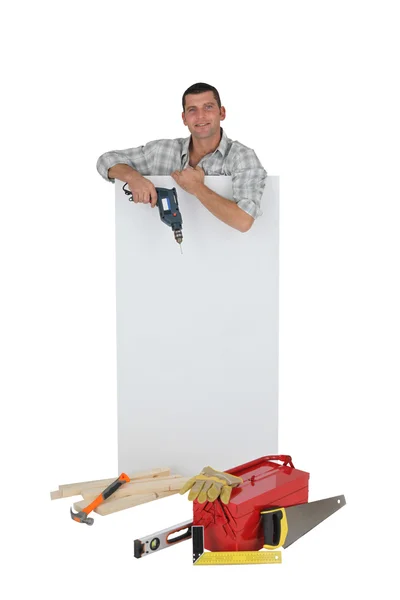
<box><xmin>70</xmin><ymin>473</ymin><xmax>130</xmax><ymax>525</ymax></box>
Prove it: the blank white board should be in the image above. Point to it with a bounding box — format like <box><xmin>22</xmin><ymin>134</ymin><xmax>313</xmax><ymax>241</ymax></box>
<box><xmin>115</xmin><ymin>176</ymin><xmax>279</xmax><ymax>476</ymax></box>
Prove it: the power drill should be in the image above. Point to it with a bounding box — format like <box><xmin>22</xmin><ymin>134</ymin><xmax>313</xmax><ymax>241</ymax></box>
<box><xmin>123</xmin><ymin>183</ymin><xmax>183</xmax><ymax>249</ymax></box>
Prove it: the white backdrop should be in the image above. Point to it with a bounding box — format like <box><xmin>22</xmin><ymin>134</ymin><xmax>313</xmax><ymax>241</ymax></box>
<box><xmin>1</xmin><ymin>1</ymin><xmax>399</xmax><ymax>599</ymax></box>
<box><xmin>115</xmin><ymin>177</ymin><xmax>279</xmax><ymax>475</ymax></box>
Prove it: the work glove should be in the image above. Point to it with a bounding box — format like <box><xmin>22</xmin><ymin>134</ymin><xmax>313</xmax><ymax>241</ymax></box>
<box><xmin>179</xmin><ymin>466</ymin><xmax>243</xmax><ymax>505</ymax></box>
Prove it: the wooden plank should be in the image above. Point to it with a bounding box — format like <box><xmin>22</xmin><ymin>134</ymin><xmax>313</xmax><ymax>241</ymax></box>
<box><xmin>81</xmin><ymin>476</ymin><xmax>188</xmax><ymax>502</ymax></box>
<box><xmin>73</xmin><ymin>490</ymin><xmax>178</xmax><ymax>516</ymax></box>
<box><xmin>51</xmin><ymin>467</ymin><xmax>171</xmax><ymax>499</ymax></box>
<box><xmin>72</xmin><ymin>494</ymin><xmax>153</xmax><ymax>512</ymax></box>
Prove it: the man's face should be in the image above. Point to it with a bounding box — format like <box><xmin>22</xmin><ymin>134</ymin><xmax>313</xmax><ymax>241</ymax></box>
<box><xmin>182</xmin><ymin>91</ymin><xmax>226</xmax><ymax>140</ymax></box>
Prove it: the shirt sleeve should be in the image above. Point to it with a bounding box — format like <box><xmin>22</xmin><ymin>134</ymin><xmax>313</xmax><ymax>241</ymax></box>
<box><xmin>96</xmin><ymin>140</ymin><xmax>159</xmax><ymax>182</ymax></box>
<box><xmin>231</xmin><ymin>149</ymin><xmax>267</xmax><ymax>219</ymax></box>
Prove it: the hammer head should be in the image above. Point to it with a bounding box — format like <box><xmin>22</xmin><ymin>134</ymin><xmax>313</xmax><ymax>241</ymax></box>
<box><xmin>70</xmin><ymin>507</ymin><xmax>94</xmax><ymax>525</ymax></box>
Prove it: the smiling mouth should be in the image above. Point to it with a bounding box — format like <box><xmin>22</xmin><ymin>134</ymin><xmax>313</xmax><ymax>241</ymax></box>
<box><xmin>195</xmin><ymin>123</ymin><xmax>210</xmax><ymax>128</ymax></box>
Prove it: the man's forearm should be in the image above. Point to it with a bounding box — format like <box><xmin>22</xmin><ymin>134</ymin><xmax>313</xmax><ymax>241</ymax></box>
<box><xmin>193</xmin><ymin>183</ymin><xmax>254</xmax><ymax>233</ymax></box>
<box><xmin>108</xmin><ymin>164</ymin><xmax>142</xmax><ymax>183</ymax></box>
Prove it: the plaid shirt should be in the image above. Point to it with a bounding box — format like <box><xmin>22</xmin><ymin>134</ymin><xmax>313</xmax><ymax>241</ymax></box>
<box><xmin>96</xmin><ymin>129</ymin><xmax>267</xmax><ymax>219</ymax></box>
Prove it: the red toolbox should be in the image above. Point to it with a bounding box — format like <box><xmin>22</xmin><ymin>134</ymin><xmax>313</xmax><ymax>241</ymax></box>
<box><xmin>193</xmin><ymin>455</ymin><xmax>310</xmax><ymax>552</ymax></box>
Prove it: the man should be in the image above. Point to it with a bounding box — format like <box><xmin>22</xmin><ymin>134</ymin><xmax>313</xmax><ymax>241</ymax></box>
<box><xmin>96</xmin><ymin>83</ymin><xmax>267</xmax><ymax>232</ymax></box>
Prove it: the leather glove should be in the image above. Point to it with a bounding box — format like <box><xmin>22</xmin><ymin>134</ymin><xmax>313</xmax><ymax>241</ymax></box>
<box><xmin>179</xmin><ymin>466</ymin><xmax>243</xmax><ymax>504</ymax></box>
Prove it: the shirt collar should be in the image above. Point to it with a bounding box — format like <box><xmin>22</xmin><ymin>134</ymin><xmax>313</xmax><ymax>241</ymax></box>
<box><xmin>181</xmin><ymin>128</ymin><xmax>228</xmax><ymax>159</ymax></box>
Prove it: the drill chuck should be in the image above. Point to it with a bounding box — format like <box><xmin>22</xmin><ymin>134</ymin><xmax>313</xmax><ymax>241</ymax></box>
<box><xmin>174</xmin><ymin>230</ymin><xmax>183</xmax><ymax>245</ymax></box>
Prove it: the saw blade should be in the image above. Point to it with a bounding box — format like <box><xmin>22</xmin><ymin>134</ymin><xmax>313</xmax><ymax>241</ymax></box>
<box><xmin>283</xmin><ymin>495</ymin><xmax>346</xmax><ymax>548</ymax></box>
<box><xmin>262</xmin><ymin>494</ymin><xmax>346</xmax><ymax>549</ymax></box>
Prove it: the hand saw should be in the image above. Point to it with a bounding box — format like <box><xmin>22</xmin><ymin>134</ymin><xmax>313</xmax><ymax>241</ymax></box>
<box><xmin>261</xmin><ymin>494</ymin><xmax>346</xmax><ymax>549</ymax></box>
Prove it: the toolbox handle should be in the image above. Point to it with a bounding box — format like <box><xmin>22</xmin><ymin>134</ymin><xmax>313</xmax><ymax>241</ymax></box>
<box><xmin>262</xmin><ymin>455</ymin><xmax>295</xmax><ymax>468</ymax></box>
<box><xmin>228</xmin><ymin>455</ymin><xmax>295</xmax><ymax>476</ymax></box>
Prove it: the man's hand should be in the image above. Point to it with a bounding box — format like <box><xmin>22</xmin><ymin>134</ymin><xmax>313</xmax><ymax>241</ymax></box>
<box><xmin>126</xmin><ymin>172</ymin><xmax>158</xmax><ymax>207</ymax></box>
<box><xmin>171</xmin><ymin>166</ymin><xmax>205</xmax><ymax>195</ymax></box>
<box><xmin>171</xmin><ymin>167</ymin><xmax>254</xmax><ymax>232</ymax></box>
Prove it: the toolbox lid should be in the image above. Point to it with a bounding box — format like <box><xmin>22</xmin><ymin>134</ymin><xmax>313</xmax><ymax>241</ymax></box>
<box><xmin>227</xmin><ymin>455</ymin><xmax>309</xmax><ymax>515</ymax></box>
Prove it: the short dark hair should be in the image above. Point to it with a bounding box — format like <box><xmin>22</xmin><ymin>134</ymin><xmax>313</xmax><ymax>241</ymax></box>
<box><xmin>182</xmin><ymin>83</ymin><xmax>221</xmax><ymax>110</ymax></box>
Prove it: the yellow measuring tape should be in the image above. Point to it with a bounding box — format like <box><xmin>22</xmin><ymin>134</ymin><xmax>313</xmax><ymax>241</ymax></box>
<box><xmin>194</xmin><ymin>550</ymin><xmax>282</xmax><ymax>565</ymax></box>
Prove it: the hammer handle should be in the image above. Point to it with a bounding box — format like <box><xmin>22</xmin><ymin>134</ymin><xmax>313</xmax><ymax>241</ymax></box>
<box><xmin>83</xmin><ymin>473</ymin><xmax>130</xmax><ymax>515</ymax></box>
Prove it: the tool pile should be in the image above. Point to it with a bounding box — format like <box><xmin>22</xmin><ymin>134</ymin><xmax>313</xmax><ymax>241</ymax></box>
<box><xmin>134</xmin><ymin>456</ymin><xmax>347</xmax><ymax>565</ymax></box>
<box><xmin>50</xmin><ymin>467</ymin><xmax>188</xmax><ymax>518</ymax></box>
<box><xmin>51</xmin><ymin>455</ymin><xmax>346</xmax><ymax>565</ymax></box>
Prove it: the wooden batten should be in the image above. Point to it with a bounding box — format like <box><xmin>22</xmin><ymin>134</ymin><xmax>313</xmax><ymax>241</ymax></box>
<box><xmin>72</xmin><ymin>489</ymin><xmax>178</xmax><ymax>515</ymax></box>
<box><xmin>50</xmin><ymin>467</ymin><xmax>171</xmax><ymax>500</ymax></box>
<box><xmin>81</xmin><ymin>476</ymin><xmax>188</xmax><ymax>502</ymax></box>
